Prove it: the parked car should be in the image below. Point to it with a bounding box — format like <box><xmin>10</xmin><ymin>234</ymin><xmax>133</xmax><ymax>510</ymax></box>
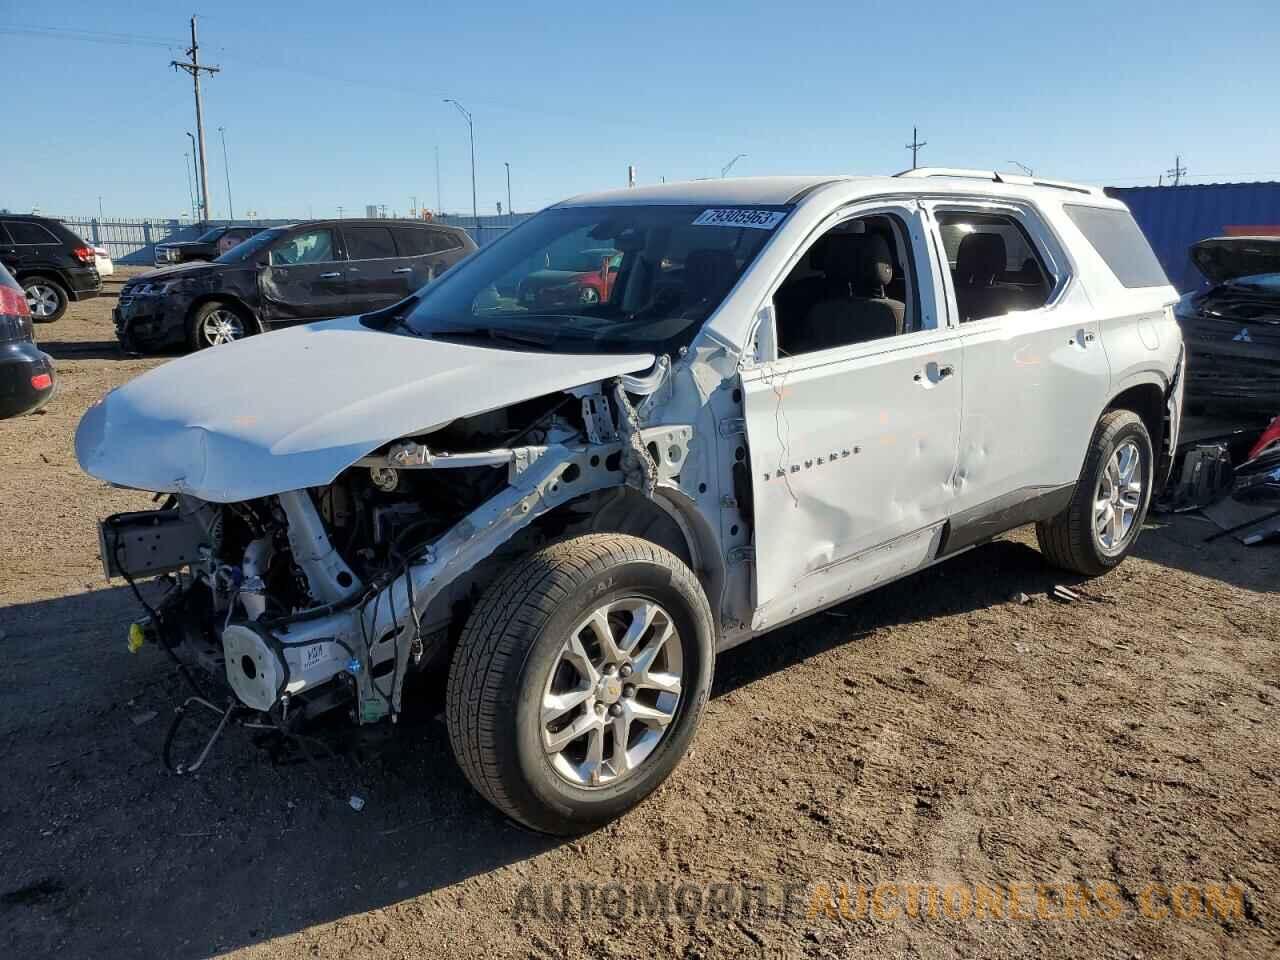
<box><xmin>0</xmin><ymin>214</ymin><xmax>101</xmax><ymax>322</ymax></box>
<box><xmin>1174</xmin><ymin>236</ymin><xmax>1280</xmax><ymax>413</ymax></box>
<box><xmin>0</xmin><ymin>263</ymin><xmax>55</xmax><ymax>418</ymax></box>
<box><xmin>517</xmin><ymin>247</ymin><xmax>622</xmax><ymax>307</ymax></box>
<box><xmin>78</xmin><ymin>171</ymin><xmax>1182</xmax><ymax>834</ymax></box>
<box><xmin>93</xmin><ymin>245</ymin><xmax>115</xmax><ymax>277</ymax></box>
<box><xmin>153</xmin><ymin>225</ymin><xmax>265</xmax><ymax>266</ymax></box>
<box><xmin>115</xmin><ymin>219</ymin><xmax>476</xmax><ymax>352</ymax></box>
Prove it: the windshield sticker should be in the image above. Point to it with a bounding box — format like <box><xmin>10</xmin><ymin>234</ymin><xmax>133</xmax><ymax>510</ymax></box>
<box><xmin>692</xmin><ymin>208</ymin><xmax>786</xmax><ymax>230</ymax></box>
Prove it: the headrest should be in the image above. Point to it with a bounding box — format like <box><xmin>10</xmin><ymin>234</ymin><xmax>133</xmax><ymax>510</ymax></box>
<box><xmin>821</xmin><ymin>233</ymin><xmax>866</xmax><ymax>284</ymax></box>
<box><xmin>862</xmin><ymin>233</ymin><xmax>894</xmax><ymax>290</ymax></box>
<box><xmin>683</xmin><ymin>249</ymin><xmax>737</xmax><ymax>302</ymax></box>
<box><xmin>956</xmin><ymin>233</ymin><xmax>1006</xmax><ymax>286</ymax></box>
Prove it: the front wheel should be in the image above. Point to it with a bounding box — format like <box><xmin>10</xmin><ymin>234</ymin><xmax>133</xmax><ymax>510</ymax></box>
<box><xmin>1036</xmin><ymin>409</ymin><xmax>1154</xmax><ymax>576</ymax></box>
<box><xmin>188</xmin><ymin>301</ymin><xmax>253</xmax><ymax>351</ymax></box>
<box><xmin>446</xmin><ymin>534</ymin><xmax>715</xmax><ymax>834</ymax></box>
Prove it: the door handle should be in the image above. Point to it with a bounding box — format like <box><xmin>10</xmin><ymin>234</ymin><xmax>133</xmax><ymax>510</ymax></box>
<box><xmin>319</xmin><ymin>272</ymin><xmax>341</xmax><ymax>279</ymax></box>
<box><xmin>914</xmin><ymin>362</ymin><xmax>954</xmax><ymax>385</ymax></box>
<box><xmin>392</xmin><ymin>267</ymin><xmax>412</xmax><ymax>274</ymax></box>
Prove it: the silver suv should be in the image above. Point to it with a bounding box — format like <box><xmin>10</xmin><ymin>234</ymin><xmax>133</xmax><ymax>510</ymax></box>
<box><xmin>77</xmin><ymin>169</ymin><xmax>1183</xmax><ymax>833</ymax></box>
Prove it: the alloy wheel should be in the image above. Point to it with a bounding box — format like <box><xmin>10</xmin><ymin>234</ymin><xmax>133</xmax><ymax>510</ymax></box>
<box><xmin>201</xmin><ymin>308</ymin><xmax>245</xmax><ymax>346</ymax></box>
<box><xmin>1094</xmin><ymin>439</ymin><xmax>1143</xmax><ymax>554</ymax></box>
<box><xmin>541</xmin><ymin>598</ymin><xmax>683</xmax><ymax>789</ymax></box>
<box><xmin>25</xmin><ymin>284</ymin><xmax>60</xmax><ymax>319</ymax></box>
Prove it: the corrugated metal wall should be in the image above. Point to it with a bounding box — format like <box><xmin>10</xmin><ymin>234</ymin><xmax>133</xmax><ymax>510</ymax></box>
<box><xmin>1106</xmin><ymin>182</ymin><xmax>1280</xmax><ymax>293</ymax></box>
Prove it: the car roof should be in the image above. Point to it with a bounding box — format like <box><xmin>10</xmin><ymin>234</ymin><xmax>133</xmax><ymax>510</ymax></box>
<box><xmin>554</xmin><ymin>170</ymin><xmax>1116</xmax><ymax>210</ymax></box>
<box><xmin>273</xmin><ymin>218</ymin><xmax>469</xmax><ymax>231</ymax></box>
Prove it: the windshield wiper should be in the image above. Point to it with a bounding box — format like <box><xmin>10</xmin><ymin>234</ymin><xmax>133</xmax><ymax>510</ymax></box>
<box><xmin>429</xmin><ymin>327</ymin><xmax>553</xmax><ymax>350</ymax></box>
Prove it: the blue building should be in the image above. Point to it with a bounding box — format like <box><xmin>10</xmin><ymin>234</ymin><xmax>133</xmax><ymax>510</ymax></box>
<box><xmin>1106</xmin><ymin>182</ymin><xmax>1280</xmax><ymax>293</ymax></box>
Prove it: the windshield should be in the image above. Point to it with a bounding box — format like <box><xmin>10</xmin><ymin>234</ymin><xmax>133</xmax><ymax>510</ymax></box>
<box><xmin>215</xmin><ymin>227</ymin><xmax>286</xmax><ymax>264</ymax></box>
<box><xmin>196</xmin><ymin>227</ymin><xmax>226</xmax><ymax>243</ymax></box>
<box><xmin>394</xmin><ymin>204</ymin><xmax>787</xmax><ymax>354</ymax></box>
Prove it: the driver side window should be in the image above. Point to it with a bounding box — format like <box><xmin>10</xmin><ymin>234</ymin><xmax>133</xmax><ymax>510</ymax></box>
<box><xmin>772</xmin><ymin>214</ymin><xmax>918</xmax><ymax>356</ymax></box>
<box><xmin>270</xmin><ymin>228</ymin><xmax>335</xmax><ymax>266</ymax></box>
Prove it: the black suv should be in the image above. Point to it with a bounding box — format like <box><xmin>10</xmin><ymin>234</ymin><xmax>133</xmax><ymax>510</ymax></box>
<box><xmin>0</xmin><ymin>215</ymin><xmax>102</xmax><ymax>322</ymax></box>
<box><xmin>153</xmin><ymin>225</ymin><xmax>265</xmax><ymax>266</ymax></box>
<box><xmin>115</xmin><ymin>219</ymin><xmax>477</xmax><ymax>353</ymax></box>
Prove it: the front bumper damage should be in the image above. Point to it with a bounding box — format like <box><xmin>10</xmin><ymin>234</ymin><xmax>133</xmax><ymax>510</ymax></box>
<box><xmin>106</xmin><ymin>417</ymin><xmax>694</xmax><ymax>729</ymax></box>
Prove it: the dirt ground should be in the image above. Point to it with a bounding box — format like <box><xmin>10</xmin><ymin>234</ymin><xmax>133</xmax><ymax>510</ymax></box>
<box><xmin>1</xmin><ymin>277</ymin><xmax>1277</xmax><ymax>959</ymax></box>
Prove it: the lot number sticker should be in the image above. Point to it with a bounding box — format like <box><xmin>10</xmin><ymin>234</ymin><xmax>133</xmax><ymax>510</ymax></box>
<box><xmin>693</xmin><ymin>208</ymin><xmax>786</xmax><ymax>229</ymax></box>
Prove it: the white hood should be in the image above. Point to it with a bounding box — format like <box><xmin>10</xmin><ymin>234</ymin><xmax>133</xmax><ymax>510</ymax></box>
<box><xmin>76</xmin><ymin>316</ymin><xmax>654</xmax><ymax>502</ymax></box>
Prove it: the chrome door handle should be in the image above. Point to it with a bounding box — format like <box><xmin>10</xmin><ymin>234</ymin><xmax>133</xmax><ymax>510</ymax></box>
<box><xmin>319</xmin><ymin>272</ymin><xmax>341</xmax><ymax>279</ymax></box>
<box><xmin>392</xmin><ymin>267</ymin><xmax>412</xmax><ymax>274</ymax></box>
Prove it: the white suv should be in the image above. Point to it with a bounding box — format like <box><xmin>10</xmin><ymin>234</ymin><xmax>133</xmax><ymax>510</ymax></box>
<box><xmin>77</xmin><ymin>169</ymin><xmax>1183</xmax><ymax>833</ymax></box>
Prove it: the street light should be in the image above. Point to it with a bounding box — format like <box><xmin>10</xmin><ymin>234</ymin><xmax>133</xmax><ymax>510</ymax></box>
<box><xmin>444</xmin><ymin>99</ymin><xmax>478</xmax><ymax>231</ymax></box>
<box><xmin>721</xmin><ymin>153</ymin><xmax>746</xmax><ymax>178</ymax></box>
<box><xmin>504</xmin><ymin>161</ymin><xmax>513</xmax><ymax>217</ymax></box>
<box><xmin>186</xmin><ymin>132</ymin><xmax>202</xmax><ymax>220</ymax></box>
<box><xmin>219</xmin><ymin>126</ymin><xmax>235</xmax><ymax>220</ymax></box>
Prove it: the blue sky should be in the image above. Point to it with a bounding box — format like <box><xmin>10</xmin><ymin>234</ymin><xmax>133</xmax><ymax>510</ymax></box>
<box><xmin>3</xmin><ymin>0</ymin><xmax>1279</xmax><ymax>220</ymax></box>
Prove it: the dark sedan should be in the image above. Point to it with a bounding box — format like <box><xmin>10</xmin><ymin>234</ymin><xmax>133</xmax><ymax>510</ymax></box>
<box><xmin>117</xmin><ymin>219</ymin><xmax>476</xmax><ymax>353</ymax></box>
<box><xmin>1175</xmin><ymin>236</ymin><xmax>1280</xmax><ymax>414</ymax></box>
<box><xmin>0</xmin><ymin>263</ymin><xmax>55</xmax><ymax>418</ymax></box>
<box><xmin>153</xmin><ymin>225</ymin><xmax>264</xmax><ymax>266</ymax></box>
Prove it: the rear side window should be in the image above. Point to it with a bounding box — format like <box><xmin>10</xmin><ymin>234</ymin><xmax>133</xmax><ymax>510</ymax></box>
<box><xmin>1064</xmin><ymin>205</ymin><xmax>1168</xmax><ymax>288</ymax></box>
<box><xmin>430</xmin><ymin>230</ymin><xmax>464</xmax><ymax>253</ymax></box>
<box><xmin>4</xmin><ymin>221</ymin><xmax>60</xmax><ymax>245</ymax></box>
<box><xmin>393</xmin><ymin>226</ymin><xmax>434</xmax><ymax>257</ymax></box>
<box><xmin>936</xmin><ymin>211</ymin><xmax>1054</xmax><ymax>323</ymax></box>
<box><xmin>345</xmin><ymin>225</ymin><xmax>397</xmax><ymax>260</ymax></box>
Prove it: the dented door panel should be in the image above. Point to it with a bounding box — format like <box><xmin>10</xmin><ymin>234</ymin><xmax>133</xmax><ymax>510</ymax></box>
<box><xmin>742</xmin><ymin>329</ymin><xmax>963</xmax><ymax>625</ymax></box>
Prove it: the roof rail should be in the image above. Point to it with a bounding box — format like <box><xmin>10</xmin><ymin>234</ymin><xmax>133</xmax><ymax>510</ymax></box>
<box><xmin>893</xmin><ymin>167</ymin><xmax>1104</xmax><ymax>197</ymax></box>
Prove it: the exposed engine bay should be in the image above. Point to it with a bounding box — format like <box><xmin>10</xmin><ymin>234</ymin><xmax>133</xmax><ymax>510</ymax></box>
<box><xmin>100</xmin><ymin>361</ymin><xmax>712</xmax><ymax>755</ymax></box>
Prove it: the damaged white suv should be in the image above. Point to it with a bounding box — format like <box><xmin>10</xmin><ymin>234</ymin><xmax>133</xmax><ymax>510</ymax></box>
<box><xmin>77</xmin><ymin>170</ymin><xmax>1183</xmax><ymax>833</ymax></box>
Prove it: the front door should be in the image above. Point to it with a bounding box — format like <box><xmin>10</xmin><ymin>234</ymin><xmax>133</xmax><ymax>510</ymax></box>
<box><xmin>924</xmin><ymin>201</ymin><xmax>1110</xmax><ymax>550</ymax></box>
<box><xmin>741</xmin><ymin>202</ymin><xmax>962</xmax><ymax>630</ymax></box>
<box><xmin>259</xmin><ymin>226</ymin><xmax>350</xmax><ymax>325</ymax></box>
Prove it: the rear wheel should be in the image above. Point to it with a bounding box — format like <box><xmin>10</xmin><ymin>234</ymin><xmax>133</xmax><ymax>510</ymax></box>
<box><xmin>1036</xmin><ymin>409</ymin><xmax>1153</xmax><ymax>576</ymax></box>
<box><xmin>188</xmin><ymin>301</ymin><xmax>252</xmax><ymax>351</ymax></box>
<box><xmin>23</xmin><ymin>276</ymin><xmax>67</xmax><ymax>322</ymax></box>
<box><xmin>446</xmin><ymin>534</ymin><xmax>714</xmax><ymax>834</ymax></box>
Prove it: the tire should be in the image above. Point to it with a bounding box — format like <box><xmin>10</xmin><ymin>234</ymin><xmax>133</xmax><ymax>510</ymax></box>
<box><xmin>187</xmin><ymin>300</ymin><xmax>254</xmax><ymax>351</ymax></box>
<box><xmin>23</xmin><ymin>276</ymin><xmax>68</xmax><ymax>322</ymax></box>
<box><xmin>446</xmin><ymin>534</ymin><xmax>715</xmax><ymax>835</ymax></box>
<box><xmin>1036</xmin><ymin>409</ymin><xmax>1154</xmax><ymax>576</ymax></box>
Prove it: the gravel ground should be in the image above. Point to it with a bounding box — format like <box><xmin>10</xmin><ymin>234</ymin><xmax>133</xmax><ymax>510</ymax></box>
<box><xmin>1</xmin><ymin>279</ymin><xmax>1277</xmax><ymax>959</ymax></box>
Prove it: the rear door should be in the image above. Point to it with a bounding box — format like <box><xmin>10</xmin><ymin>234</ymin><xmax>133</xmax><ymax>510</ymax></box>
<box><xmin>0</xmin><ymin>224</ymin><xmax>17</xmax><ymax>276</ymax></box>
<box><xmin>2</xmin><ymin>220</ymin><xmax>63</xmax><ymax>274</ymax></box>
<box><xmin>341</xmin><ymin>223</ymin><xmax>409</xmax><ymax>313</ymax></box>
<box><xmin>741</xmin><ymin>201</ymin><xmax>962</xmax><ymax>630</ymax></box>
<box><xmin>258</xmin><ymin>226</ymin><xmax>350</xmax><ymax>325</ymax></box>
<box><xmin>388</xmin><ymin>224</ymin><xmax>441</xmax><ymax>295</ymax></box>
<box><xmin>923</xmin><ymin>199</ymin><xmax>1110</xmax><ymax>551</ymax></box>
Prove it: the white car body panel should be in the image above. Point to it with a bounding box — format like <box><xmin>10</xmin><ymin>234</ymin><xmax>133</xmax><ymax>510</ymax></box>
<box><xmin>93</xmin><ymin>247</ymin><xmax>114</xmax><ymax>277</ymax></box>
<box><xmin>75</xmin><ymin>314</ymin><xmax>653</xmax><ymax>502</ymax></box>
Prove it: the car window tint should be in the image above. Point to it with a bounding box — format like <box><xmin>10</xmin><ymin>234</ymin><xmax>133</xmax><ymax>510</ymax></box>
<box><xmin>430</xmin><ymin>230</ymin><xmax>464</xmax><ymax>253</ymax></box>
<box><xmin>936</xmin><ymin>211</ymin><xmax>1054</xmax><ymax>323</ymax></box>
<box><xmin>774</xmin><ymin>213</ymin><xmax>920</xmax><ymax>355</ymax></box>
<box><xmin>269</xmin><ymin>228</ymin><xmax>336</xmax><ymax>266</ymax></box>
<box><xmin>345</xmin><ymin>225</ymin><xmax>397</xmax><ymax>260</ymax></box>
<box><xmin>4</xmin><ymin>221</ymin><xmax>60</xmax><ymax>245</ymax></box>
<box><xmin>1064</xmin><ymin>204</ymin><xmax>1169</xmax><ymax>288</ymax></box>
<box><xmin>393</xmin><ymin>226</ymin><xmax>433</xmax><ymax>257</ymax></box>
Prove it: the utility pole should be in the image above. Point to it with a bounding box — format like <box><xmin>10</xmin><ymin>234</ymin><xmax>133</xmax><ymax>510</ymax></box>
<box><xmin>905</xmin><ymin>127</ymin><xmax>927</xmax><ymax>169</ymax></box>
<box><xmin>337</xmin><ymin>205</ymin><xmax>344</xmax><ymax>219</ymax></box>
<box><xmin>504</xmin><ymin>162</ymin><xmax>513</xmax><ymax>217</ymax></box>
<box><xmin>1167</xmin><ymin>154</ymin><xmax>1187</xmax><ymax>186</ymax></box>
<box><xmin>172</xmin><ymin>16</ymin><xmax>219</xmax><ymax>222</ymax></box>
<box><xmin>444</xmin><ymin>100</ymin><xmax>478</xmax><ymax>230</ymax></box>
<box><xmin>218</xmin><ymin>126</ymin><xmax>234</xmax><ymax>220</ymax></box>
<box><xmin>435</xmin><ymin>146</ymin><xmax>442</xmax><ymax>215</ymax></box>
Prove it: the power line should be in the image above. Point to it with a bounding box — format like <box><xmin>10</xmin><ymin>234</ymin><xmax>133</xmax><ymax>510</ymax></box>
<box><xmin>171</xmin><ymin>17</ymin><xmax>219</xmax><ymax>222</ymax></box>
<box><xmin>0</xmin><ymin>23</ymin><xmax>183</xmax><ymax>48</ymax></box>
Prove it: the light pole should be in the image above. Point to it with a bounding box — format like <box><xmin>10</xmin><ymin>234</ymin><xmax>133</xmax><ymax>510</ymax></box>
<box><xmin>504</xmin><ymin>161</ymin><xmax>513</xmax><ymax>218</ymax></box>
<box><xmin>186</xmin><ymin>131</ymin><xmax>202</xmax><ymax>220</ymax></box>
<box><xmin>219</xmin><ymin>126</ymin><xmax>235</xmax><ymax>220</ymax></box>
<box><xmin>721</xmin><ymin>153</ymin><xmax>746</xmax><ymax>178</ymax></box>
<box><xmin>1007</xmin><ymin>160</ymin><xmax>1033</xmax><ymax>176</ymax></box>
<box><xmin>444</xmin><ymin>99</ymin><xmax>478</xmax><ymax>231</ymax></box>
<box><xmin>183</xmin><ymin>151</ymin><xmax>196</xmax><ymax>221</ymax></box>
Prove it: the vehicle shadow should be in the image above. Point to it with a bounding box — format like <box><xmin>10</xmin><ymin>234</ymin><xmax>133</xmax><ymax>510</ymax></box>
<box><xmin>1133</xmin><ymin>511</ymin><xmax>1279</xmax><ymax>594</ymax></box>
<box><xmin>37</xmin><ymin>339</ymin><xmax>132</xmax><ymax>361</ymax></box>
<box><xmin>0</xmin><ymin>523</ymin><xmax>1259</xmax><ymax>958</ymax></box>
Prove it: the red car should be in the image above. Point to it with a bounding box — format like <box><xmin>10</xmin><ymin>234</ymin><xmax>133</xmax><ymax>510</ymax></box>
<box><xmin>517</xmin><ymin>247</ymin><xmax>622</xmax><ymax>308</ymax></box>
